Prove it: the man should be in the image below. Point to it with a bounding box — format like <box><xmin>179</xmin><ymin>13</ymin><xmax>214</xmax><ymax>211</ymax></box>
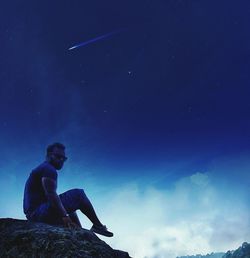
<box><xmin>23</xmin><ymin>142</ymin><xmax>113</xmax><ymax>237</ymax></box>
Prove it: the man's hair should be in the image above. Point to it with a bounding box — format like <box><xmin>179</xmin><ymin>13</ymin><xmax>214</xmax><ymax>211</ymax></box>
<box><xmin>46</xmin><ymin>142</ymin><xmax>65</xmax><ymax>156</ymax></box>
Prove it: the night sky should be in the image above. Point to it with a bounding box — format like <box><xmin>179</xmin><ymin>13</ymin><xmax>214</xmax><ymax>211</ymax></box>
<box><xmin>1</xmin><ymin>1</ymin><xmax>250</xmax><ymax>257</ymax></box>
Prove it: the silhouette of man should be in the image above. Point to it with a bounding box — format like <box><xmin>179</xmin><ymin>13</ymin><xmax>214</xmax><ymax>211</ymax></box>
<box><xmin>23</xmin><ymin>142</ymin><xmax>113</xmax><ymax>237</ymax></box>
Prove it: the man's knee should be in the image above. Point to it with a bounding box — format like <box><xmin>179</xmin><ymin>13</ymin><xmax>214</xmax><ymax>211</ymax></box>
<box><xmin>59</xmin><ymin>188</ymin><xmax>89</xmax><ymax>212</ymax></box>
<box><xmin>71</xmin><ymin>188</ymin><xmax>87</xmax><ymax>199</ymax></box>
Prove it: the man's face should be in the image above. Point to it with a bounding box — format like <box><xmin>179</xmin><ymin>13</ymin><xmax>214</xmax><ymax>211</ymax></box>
<box><xmin>48</xmin><ymin>147</ymin><xmax>67</xmax><ymax>170</ymax></box>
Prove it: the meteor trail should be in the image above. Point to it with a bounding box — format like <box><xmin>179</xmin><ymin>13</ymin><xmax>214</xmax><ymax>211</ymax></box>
<box><xmin>68</xmin><ymin>29</ymin><xmax>124</xmax><ymax>51</ymax></box>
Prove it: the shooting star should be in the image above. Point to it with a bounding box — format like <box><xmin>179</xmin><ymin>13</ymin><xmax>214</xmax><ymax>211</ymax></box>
<box><xmin>68</xmin><ymin>29</ymin><xmax>125</xmax><ymax>51</ymax></box>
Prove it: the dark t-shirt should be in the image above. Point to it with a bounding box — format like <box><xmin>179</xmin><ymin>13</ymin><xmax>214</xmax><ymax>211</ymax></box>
<box><xmin>23</xmin><ymin>161</ymin><xmax>58</xmax><ymax>215</ymax></box>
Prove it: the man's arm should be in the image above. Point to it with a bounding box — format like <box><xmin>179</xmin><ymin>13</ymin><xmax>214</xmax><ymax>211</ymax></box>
<box><xmin>42</xmin><ymin>177</ymin><xmax>79</xmax><ymax>228</ymax></box>
<box><xmin>42</xmin><ymin>177</ymin><xmax>68</xmax><ymax>217</ymax></box>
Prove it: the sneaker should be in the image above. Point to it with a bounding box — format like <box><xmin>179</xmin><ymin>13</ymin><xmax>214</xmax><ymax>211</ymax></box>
<box><xmin>90</xmin><ymin>224</ymin><xmax>114</xmax><ymax>237</ymax></box>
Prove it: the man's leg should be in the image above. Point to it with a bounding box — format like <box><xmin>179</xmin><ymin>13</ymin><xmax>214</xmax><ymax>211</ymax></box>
<box><xmin>30</xmin><ymin>189</ymin><xmax>113</xmax><ymax>236</ymax></box>
<box><xmin>60</xmin><ymin>189</ymin><xmax>113</xmax><ymax>236</ymax></box>
<box><xmin>59</xmin><ymin>188</ymin><xmax>102</xmax><ymax>227</ymax></box>
<box><xmin>69</xmin><ymin>211</ymin><xmax>82</xmax><ymax>227</ymax></box>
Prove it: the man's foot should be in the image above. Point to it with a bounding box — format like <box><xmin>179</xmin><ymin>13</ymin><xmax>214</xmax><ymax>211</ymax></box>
<box><xmin>90</xmin><ymin>224</ymin><xmax>114</xmax><ymax>237</ymax></box>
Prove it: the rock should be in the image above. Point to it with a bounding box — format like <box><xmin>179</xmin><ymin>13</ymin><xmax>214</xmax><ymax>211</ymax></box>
<box><xmin>176</xmin><ymin>253</ymin><xmax>225</xmax><ymax>258</ymax></box>
<box><xmin>176</xmin><ymin>243</ymin><xmax>250</xmax><ymax>258</ymax></box>
<box><xmin>0</xmin><ymin>218</ymin><xmax>131</xmax><ymax>258</ymax></box>
<box><xmin>222</xmin><ymin>242</ymin><xmax>250</xmax><ymax>258</ymax></box>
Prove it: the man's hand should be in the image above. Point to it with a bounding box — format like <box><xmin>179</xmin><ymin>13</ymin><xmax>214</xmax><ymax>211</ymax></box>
<box><xmin>62</xmin><ymin>216</ymin><xmax>80</xmax><ymax>229</ymax></box>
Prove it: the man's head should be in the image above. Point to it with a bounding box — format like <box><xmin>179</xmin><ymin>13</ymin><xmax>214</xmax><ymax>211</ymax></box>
<box><xmin>46</xmin><ymin>142</ymin><xmax>67</xmax><ymax>170</ymax></box>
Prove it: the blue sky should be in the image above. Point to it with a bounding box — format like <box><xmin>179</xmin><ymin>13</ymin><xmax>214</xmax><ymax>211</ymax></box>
<box><xmin>1</xmin><ymin>1</ymin><xmax>250</xmax><ymax>257</ymax></box>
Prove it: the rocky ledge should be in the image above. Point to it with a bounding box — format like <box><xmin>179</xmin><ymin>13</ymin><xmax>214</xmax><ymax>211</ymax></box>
<box><xmin>0</xmin><ymin>218</ymin><xmax>131</xmax><ymax>258</ymax></box>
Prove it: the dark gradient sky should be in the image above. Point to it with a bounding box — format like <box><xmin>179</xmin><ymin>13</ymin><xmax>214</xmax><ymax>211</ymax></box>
<box><xmin>1</xmin><ymin>1</ymin><xmax>250</xmax><ymax>256</ymax></box>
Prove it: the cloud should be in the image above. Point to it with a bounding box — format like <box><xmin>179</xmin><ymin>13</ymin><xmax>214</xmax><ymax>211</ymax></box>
<box><xmin>98</xmin><ymin>172</ymin><xmax>250</xmax><ymax>258</ymax></box>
